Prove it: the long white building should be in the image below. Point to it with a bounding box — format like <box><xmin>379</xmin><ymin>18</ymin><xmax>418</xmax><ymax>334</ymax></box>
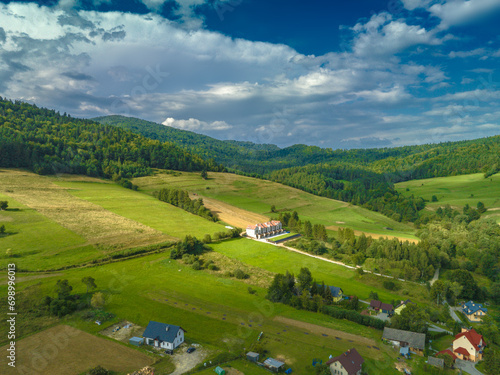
<box><xmin>246</xmin><ymin>220</ymin><xmax>283</xmax><ymax>239</ymax></box>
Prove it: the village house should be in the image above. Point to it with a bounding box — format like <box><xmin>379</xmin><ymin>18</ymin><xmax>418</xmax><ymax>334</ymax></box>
<box><xmin>142</xmin><ymin>321</ymin><xmax>185</xmax><ymax>352</ymax></box>
<box><xmin>318</xmin><ymin>285</ymin><xmax>344</xmax><ymax>302</ymax></box>
<box><xmin>462</xmin><ymin>301</ymin><xmax>487</xmax><ymax>322</ymax></box>
<box><xmin>394</xmin><ymin>299</ymin><xmax>413</xmax><ymax>315</ymax></box>
<box><xmin>326</xmin><ymin>348</ymin><xmax>364</xmax><ymax>375</ymax></box>
<box><xmin>246</xmin><ymin>220</ymin><xmax>283</xmax><ymax>239</ymax></box>
<box><xmin>370</xmin><ymin>300</ymin><xmax>394</xmax><ymax>315</ymax></box>
<box><xmin>452</xmin><ymin>328</ymin><xmax>485</xmax><ymax>362</ymax></box>
<box><xmin>382</xmin><ymin>327</ymin><xmax>426</xmax><ymax>356</ymax></box>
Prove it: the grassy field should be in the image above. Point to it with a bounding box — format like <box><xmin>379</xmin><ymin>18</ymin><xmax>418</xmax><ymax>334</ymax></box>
<box><xmin>0</xmin><ymin>249</ymin><xmax>402</xmax><ymax>374</ymax></box>
<box><xmin>133</xmin><ymin>171</ymin><xmax>418</xmax><ymax>240</ymax></box>
<box><xmin>52</xmin><ymin>176</ymin><xmax>226</xmax><ymax>239</ymax></box>
<box><xmin>396</xmin><ymin>172</ymin><xmax>500</xmax><ymax>223</ymax></box>
<box><xmin>210</xmin><ymin>238</ymin><xmax>427</xmax><ymax>303</ymax></box>
<box><xmin>0</xmin><ymin>325</ymin><xmax>154</xmax><ymax>375</ymax></box>
<box><xmin>194</xmin><ymin>359</ymin><xmax>273</xmax><ymax>375</ymax></box>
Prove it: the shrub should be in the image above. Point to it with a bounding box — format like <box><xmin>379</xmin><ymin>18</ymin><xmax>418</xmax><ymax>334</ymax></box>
<box><xmin>248</xmin><ymin>287</ymin><xmax>257</xmax><ymax>294</ymax></box>
<box><xmin>192</xmin><ymin>261</ymin><xmax>202</xmax><ymax>270</ymax></box>
<box><xmin>88</xmin><ymin>366</ymin><xmax>109</xmax><ymax>375</ymax></box>
<box><xmin>234</xmin><ymin>269</ymin><xmax>249</xmax><ymax>279</ymax></box>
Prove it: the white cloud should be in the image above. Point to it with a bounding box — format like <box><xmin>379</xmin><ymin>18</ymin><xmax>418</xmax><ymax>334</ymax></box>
<box><xmin>429</xmin><ymin>0</ymin><xmax>500</xmax><ymax>30</ymax></box>
<box><xmin>351</xmin><ymin>14</ymin><xmax>442</xmax><ymax>57</ymax></box>
<box><xmin>163</xmin><ymin>117</ymin><xmax>232</xmax><ymax>131</ymax></box>
<box><xmin>401</xmin><ymin>0</ymin><xmax>433</xmax><ymax>10</ymax></box>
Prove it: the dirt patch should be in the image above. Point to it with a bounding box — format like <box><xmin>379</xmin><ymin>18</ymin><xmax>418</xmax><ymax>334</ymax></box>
<box><xmin>0</xmin><ymin>325</ymin><xmax>153</xmax><ymax>375</ymax></box>
<box><xmin>395</xmin><ymin>361</ymin><xmax>412</xmax><ymax>373</ymax></box>
<box><xmin>326</xmin><ymin>225</ymin><xmax>419</xmax><ymax>244</ymax></box>
<box><xmin>225</xmin><ymin>368</ymin><xmax>244</xmax><ymax>375</ymax></box>
<box><xmin>169</xmin><ymin>345</ymin><xmax>210</xmax><ymax>375</ymax></box>
<box><xmin>100</xmin><ymin>320</ymin><xmax>144</xmax><ymax>343</ymax></box>
<box><xmin>273</xmin><ymin>316</ymin><xmax>377</xmax><ymax>346</ymax></box>
<box><xmin>191</xmin><ymin>194</ymin><xmax>268</xmax><ymax>228</ymax></box>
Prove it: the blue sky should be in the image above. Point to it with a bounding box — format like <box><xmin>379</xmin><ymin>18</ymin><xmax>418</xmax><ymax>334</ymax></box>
<box><xmin>0</xmin><ymin>0</ymin><xmax>499</xmax><ymax>148</ymax></box>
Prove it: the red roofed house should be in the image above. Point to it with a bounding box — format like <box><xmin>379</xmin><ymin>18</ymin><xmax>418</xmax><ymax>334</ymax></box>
<box><xmin>452</xmin><ymin>328</ymin><xmax>485</xmax><ymax>362</ymax></box>
<box><xmin>246</xmin><ymin>220</ymin><xmax>283</xmax><ymax>239</ymax></box>
<box><xmin>369</xmin><ymin>300</ymin><xmax>394</xmax><ymax>315</ymax></box>
<box><xmin>326</xmin><ymin>348</ymin><xmax>364</xmax><ymax>375</ymax></box>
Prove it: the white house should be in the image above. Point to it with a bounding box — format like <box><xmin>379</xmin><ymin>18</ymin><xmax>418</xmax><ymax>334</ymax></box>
<box><xmin>142</xmin><ymin>321</ymin><xmax>185</xmax><ymax>351</ymax></box>
<box><xmin>246</xmin><ymin>220</ymin><xmax>283</xmax><ymax>239</ymax></box>
<box><xmin>453</xmin><ymin>328</ymin><xmax>485</xmax><ymax>362</ymax></box>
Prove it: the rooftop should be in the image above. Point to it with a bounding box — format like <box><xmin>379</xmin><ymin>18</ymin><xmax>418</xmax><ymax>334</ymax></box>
<box><xmin>382</xmin><ymin>327</ymin><xmax>426</xmax><ymax>350</ymax></box>
<box><xmin>326</xmin><ymin>348</ymin><xmax>364</xmax><ymax>375</ymax></box>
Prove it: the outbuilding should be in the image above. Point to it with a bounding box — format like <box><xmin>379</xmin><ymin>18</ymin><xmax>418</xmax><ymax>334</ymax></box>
<box><xmin>129</xmin><ymin>336</ymin><xmax>143</xmax><ymax>346</ymax></box>
<box><xmin>246</xmin><ymin>352</ymin><xmax>260</xmax><ymax>362</ymax></box>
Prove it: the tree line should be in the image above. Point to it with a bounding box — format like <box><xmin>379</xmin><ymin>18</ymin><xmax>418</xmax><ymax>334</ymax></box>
<box><xmin>154</xmin><ymin>187</ymin><xmax>219</xmax><ymax>222</ymax></box>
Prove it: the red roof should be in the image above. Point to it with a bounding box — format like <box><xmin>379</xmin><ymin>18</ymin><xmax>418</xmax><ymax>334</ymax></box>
<box><xmin>454</xmin><ymin>347</ymin><xmax>470</xmax><ymax>357</ymax></box>
<box><xmin>247</xmin><ymin>221</ymin><xmax>281</xmax><ymax>230</ymax></box>
<box><xmin>326</xmin><ymin>348</ymin><xmax>364</xmax><ymax>375</ymax></box>
<box><xmin>455</xmin><ymin>329</ymin><xmax>484</xmax><ymax>351</ymax></box>
<box><xmin>436</xmin><ymin>349</ymin><xmax>457</xmax><ymax>361</ymax></box>
<box><xmin>370</xmin><ymin>300</ymin><xmax>393</xmax><ymax>311</ymax></box>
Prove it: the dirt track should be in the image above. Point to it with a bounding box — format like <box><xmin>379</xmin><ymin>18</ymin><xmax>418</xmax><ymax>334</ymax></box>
<box><xmin>326</xmin><ymin>225</ymin><xmax>419</xmax><ymax>243</ymax></box>
<box><xmin>273</xmin><ymin>316</ymin><xmax>377</xmax><ymax>346</ymax></box>
<box><xmin>190</xmin><ymin>194</ymin><xmax>269</xmax><ymax>228</ymax></box>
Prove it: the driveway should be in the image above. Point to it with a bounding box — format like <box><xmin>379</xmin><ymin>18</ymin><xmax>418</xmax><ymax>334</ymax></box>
<box><xmin>430</xmin><ymin>268</ymin><xmax>440</xmax><ymax>286</ymax></box>
<box><xmin>428</xmin><ymin>324</ymin><xmax>452</xmax><ymax>334</ymax></box>
<box><xmin>169</xmin><ymin>345</ymin><xmax>209</xmax><ymax>375</ymax></box>
<box><xmin>450</xmin><ymin>306</ymin><xmax>463</xmax><ymax>323</ymax></box>
<box><xmin>455</xmin><ymin>359</ymin><xmax>484</xmax><ymax>375</ymax></box>
<box><xmin>375</xmin><ymin>312</ymin><xmax>391</xmax><ymax>322</ymax></box>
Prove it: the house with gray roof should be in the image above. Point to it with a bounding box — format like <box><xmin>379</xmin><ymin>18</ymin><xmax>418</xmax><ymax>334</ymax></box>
<box><xmin>382</xmin><ymin>327</ymin><xmax>426</xmax><ymax>356</ymax></box>
<box><xmin>142</xmin><ymin>321</ymin><xmax>185</xmax><ymax>351</ymax></box>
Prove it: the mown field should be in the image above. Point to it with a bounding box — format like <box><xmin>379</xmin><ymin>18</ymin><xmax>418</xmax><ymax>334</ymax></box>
<box><xmin>133</xmin><ymin>171</ymin><xmax>418</xmax><ymax>241</ymax></box>
<box><xmin>396</xmin><ymin>172</ymin><xmax>500</xmax><ymax>223</ymax></box>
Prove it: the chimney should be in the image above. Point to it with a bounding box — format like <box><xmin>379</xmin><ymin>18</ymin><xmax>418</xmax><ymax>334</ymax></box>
<box><xmin>166</xmin><ymin>326</ymin><xmax>169</xmax><ymax>332</ymax></box>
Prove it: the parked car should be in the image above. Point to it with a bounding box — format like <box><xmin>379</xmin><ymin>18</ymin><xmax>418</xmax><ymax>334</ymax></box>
<box><xmin>187</xmin><ymin>347</ymin><xmax>196</xmax><ymax>353</ymax></box>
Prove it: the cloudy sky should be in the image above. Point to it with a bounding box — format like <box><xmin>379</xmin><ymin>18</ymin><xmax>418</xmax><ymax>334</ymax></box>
<box><xmin>1</xmin><ymin>0</ymin><xmax>499</xmax><ymax>148</ymax></box>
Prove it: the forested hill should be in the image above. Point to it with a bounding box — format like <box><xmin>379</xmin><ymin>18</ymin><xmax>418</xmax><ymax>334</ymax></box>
<box><xmin>93</xmin><ymin>115</ymin><xmax>280</xmax><ymax>170</ymax></box>
<box><xmin>94</xmin><ymin>115</ymin><xmax>500</xmax><ymax>178</ymax></box>
<box><xmin>0</xmin><ymin>98</ymin><xmax>224</xmax><ymax>178</ymax></box>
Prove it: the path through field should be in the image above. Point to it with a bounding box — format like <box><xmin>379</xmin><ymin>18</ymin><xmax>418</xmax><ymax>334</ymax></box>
<box><xmin>273</xmin><ymin>316</ymin><xmax>377</xmax><ymax>346</ymax></box>
<box><xmin>192</xmin><ymin>194</ymin><xmax>269</xmax><ymax>228</ymax></box>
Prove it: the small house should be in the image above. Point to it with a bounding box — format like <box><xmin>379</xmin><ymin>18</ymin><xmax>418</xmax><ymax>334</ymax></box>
<box><xmin>142</xmin><ymin>321</ymin><xmax>185</xmax><ymax>351</ymax></box>
<box><xmin>370</xmin><ymin>300</ymin><xmax>394</xmax><ymax>315</ymax></box>
<box><xmin>129</xmin><ymin>336</ymin><xmax>143</xmax><ymax>346</ymax></box>
<box><xmin>462</xmin><ymin>301</ymin><xmax>487</xmax><ymax>322</ymax></box>
<box><xmin>382</xmin><ymin>327</ymin><xmax>426</xmax><ymax>356</ymax></box>
<box><xmin>326</xmin><ymin>348</ymin><xmax>364</xmax><ymax>375</ymax></box>
<box><xmin>318</xmin><ymin>284</ymin><xmax>344</xmax><ymax>302</ymax></box>
<box><xmin>246</xmin><ymin>352</ymin><xmax>259</xmax><ymax>362</ymax></box>
<box><xmin>264</xmin><ymin>358</ymin><xmax>285</xmax><ymax>372</ymax></box>
<box><xmin>452</xmin><ymin>328</ymin><xmax>485</xmax><ymax>362</ymax></box>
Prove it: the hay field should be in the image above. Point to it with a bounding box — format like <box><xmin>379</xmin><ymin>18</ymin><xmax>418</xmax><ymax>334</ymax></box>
<box><xmin>0</xmin><ymin>169</ymin><xmax>171</xmax><ymax>250</ymax></box>
<box><xmin>0</xmin><ymin>325</ymin><xmax>153</xmax><ymax>375</ymax></box>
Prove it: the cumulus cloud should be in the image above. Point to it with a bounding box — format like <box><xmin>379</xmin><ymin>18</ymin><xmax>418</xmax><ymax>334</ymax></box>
<box><xmin>429</xmin><ymin>0</ymin><xmax>500</xmax><ymax>30</ymax></box>
<box><xmin>163</xmin><ymin>117</ymin><xmax>232</xmax><ymax>131</ymax></box>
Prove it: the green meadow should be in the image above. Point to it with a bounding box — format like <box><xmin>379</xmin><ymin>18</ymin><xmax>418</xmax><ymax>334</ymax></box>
<box><xmin>133</xmin><ymin>171</ymin><xmax>417</xmax><ymax>240</ymax></box>
<box><xmin>210</xmin><ymin>238</ymin><xmax>426</xmax><ymax>303</ymax></box>
<box><xmin>0</xmin><ymin>251</ymin><xmax>400</xmax><ymax>374</ymax></box>
<box><xmin>395</xmin><ymin>172</ymin><xmax>500</xmax><ymax>222</ymax></box>
<box><xmin>0</xmin><ymin>192</ymin><xmax>99</xmax><ymax>270</ymax></box>
<box><xmin>52</xmin><ymin>178</ymin><xmax>226</xmax><ymax>239</ymax></box>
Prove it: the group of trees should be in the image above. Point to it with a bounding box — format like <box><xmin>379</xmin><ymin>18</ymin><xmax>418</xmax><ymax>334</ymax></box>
<box><xmin>169</xmin><ymin>236</ymin><xmax>212</xmax><ymax>259</ymax></box>
<box><xmin>266</xmin><ymin>268</ymin><xmax>385</xmax><ymax>330</ymax></box>
<box><xmin>154</xmin><ymin>187</ymin><xmax>218</xmax><ymax>222</ymax></box>
<box><xmin>277</xmin><ymin>210</ymin><xmax>328</xmax><ymax>242</ymax></box>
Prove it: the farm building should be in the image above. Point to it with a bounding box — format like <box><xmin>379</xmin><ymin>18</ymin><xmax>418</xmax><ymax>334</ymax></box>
<box><xmin>382</xmin><ymin>327</ymin><xmax>426</xmax><ymax>356</ymax></box>
<box><xmin>462</xmin><ymin>301</ymin><xmax>487</xmax><ymax>322</ymax></box>
<box><xmin>246</xmin><ymin>220</ymin><xmax>283</xmax><ymax>239</ymax></box>
<box><xmin>452</xmin><ymin>328</ymin><xmax>485</xmax><ymax>362</ymax></box>
<box><xmin>246</xmin><ymin>352</ymin><xmax>260</xmax><ymax>362</ymax></box>
<box><xmin>326</xmin><ymin>348</ymin><xmax>364</xmax><ymax>375</ymax></box>
<box><xmin>142</xmin><ymin>321</ymin><xmax>185</xmax><ymax>351</ymax></box>
<box><xmin>129</xmin><ymin>337</ymin><xmax>143</xmax><ymax>346</ymax></box>
<box><xmin>263</xmin><ymin>358</ymin><xmax>285</xmax><ymax>372</ymax></box>
<box><xmin>370</xmin><ymin>300</ymin><xmax>394</xmax><ymax>315</ymax></box>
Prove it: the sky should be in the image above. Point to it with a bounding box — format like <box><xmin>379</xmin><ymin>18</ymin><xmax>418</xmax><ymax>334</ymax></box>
<box><xmin>0</xmin><ymin>0</ymin><xmax>499</xmax><ymax>149</ymax></box>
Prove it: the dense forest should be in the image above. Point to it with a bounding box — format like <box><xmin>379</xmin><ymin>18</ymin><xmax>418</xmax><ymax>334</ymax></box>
<box><xmin>0</xmin><ymin>98</ymin><xmax>224</xmax><ymax>179</ymax></box>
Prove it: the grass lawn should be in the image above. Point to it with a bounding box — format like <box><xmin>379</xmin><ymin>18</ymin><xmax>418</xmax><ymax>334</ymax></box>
<box><xmin>269</xmin><ymin>232</ymin><xmax>298</xmax><ymax>241</ymax></box>
<box><xmin>133</xmin><ymin>171</ymin><xmax>417</xmax><ymax>240</ymax></box>
<box><xmin>53</xmin><ymin>177</ymin><xmax>226</xmax><ymax>240</ymax></box>
<box><xmin>210</xmin><ymin>238</ymin><xmax>427</xmax><ymax>303</ymax></box>
<box><xmin>395</xmin><ymin>172</ymin><xmax>500</xmax><ymax>223</ymax></box>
